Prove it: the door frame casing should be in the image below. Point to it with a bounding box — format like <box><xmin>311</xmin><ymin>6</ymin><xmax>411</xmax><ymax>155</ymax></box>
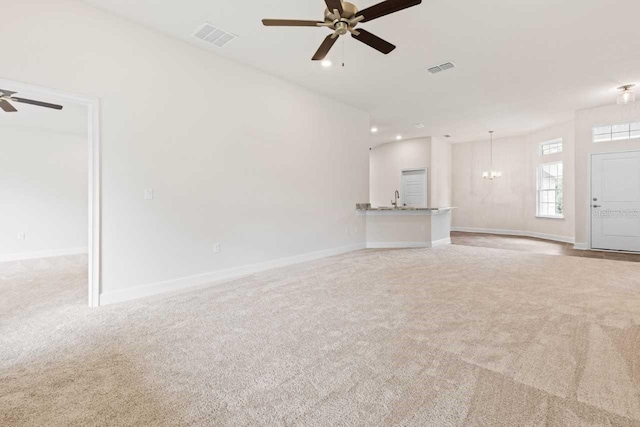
<box><xmin>589</xmin><ymin>149</ymin><xmax>640</xmax><ymax>253</ymax></box>
<box><xmin>0</xmin><ymin>79</ymin><xmax>101</xmax><ymax>307</ymax></box>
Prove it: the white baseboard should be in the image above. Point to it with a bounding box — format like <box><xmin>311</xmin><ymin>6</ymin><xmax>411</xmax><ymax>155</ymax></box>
<box><xmin>0</xmin><ymin>247</ymin><xmax>88</xmax><ymax>263</ymax></box>
<box><xmin>573</xmin><ymin>243</ymin><xmax>589</xmax><ymax>250</ymax></box>
<box><xmin>451</xmin><ymin>227</ymin><xmax>575</xmax><ymax>244</ymax></box>
<box><xmin>431</xmin><ymin>237</ymin><xmax>452</xmax><ymax>248</ymax></box>
<box><xmin>366</xmin><ymin>242</ymin><xmax>430</xmax><ymax>249</ymax></box>
<box><xmin>99</xmin><ymin>242</ymin><xmax>366</xmax><ymax>306</ymax></box>
<box><xmin>366</xmin><ymin>238</ymin><xmax>451</xmax><ymax>249</ymax></box>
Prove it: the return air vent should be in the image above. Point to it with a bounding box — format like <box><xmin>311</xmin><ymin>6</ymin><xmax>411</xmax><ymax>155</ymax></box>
<box><xmin>193</xmin><ymin>22</ymin><xmax>238</xmax><ymax>48</ymax></box>
<box><xmin>426</xmin><ymin>62</ymin><xmax>456</xmax><ymax>74</ymax></box>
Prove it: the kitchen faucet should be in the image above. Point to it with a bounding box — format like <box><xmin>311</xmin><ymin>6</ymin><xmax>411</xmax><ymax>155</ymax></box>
<box><xmin>391</xmin><ymin>190</ymin><xmax>400</xmax><ymax>208</ymax></box>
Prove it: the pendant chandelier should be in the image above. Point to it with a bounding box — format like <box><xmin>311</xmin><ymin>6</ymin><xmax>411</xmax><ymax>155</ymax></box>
<box><xmin>482</xmin><ymin>131</ymin><xmax>502</xmax><ymax>180</ymax></box>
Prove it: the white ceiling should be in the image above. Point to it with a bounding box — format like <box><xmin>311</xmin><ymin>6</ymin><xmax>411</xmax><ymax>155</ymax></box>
<box><xmin>0</xmin><ymin>88</ymin><xmax>87</xmax><ymax>136</ymax></box>
<box><xmin>83</xmin><ymin>0</ymin><xmax>640</xmax><ymax>144</ymax></box>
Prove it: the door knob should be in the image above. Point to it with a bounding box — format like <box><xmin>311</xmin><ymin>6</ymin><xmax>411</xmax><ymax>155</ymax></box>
<box><xmin>592</xmin><ymin>205</ymin><xmax>602</xmax><ymax>208</ymax></box>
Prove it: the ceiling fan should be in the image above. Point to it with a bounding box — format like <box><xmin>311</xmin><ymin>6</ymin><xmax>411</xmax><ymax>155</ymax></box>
<box><xmin>262</xmin><ymin>0</ymin><xmax>422</xmax><ymax>61</ymax></box>
<box><xmin>0</xmin><ymin>89</ymin><xmax>64</xmax><ymax>113</ymax></box>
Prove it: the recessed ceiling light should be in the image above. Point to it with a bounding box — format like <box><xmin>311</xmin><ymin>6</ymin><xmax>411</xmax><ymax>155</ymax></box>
<box><xmin>321</xmin><ymin>60</ymin><xmax>332</xmax><ymax>68</ymax></box>
<box><xmin>370</xmin><ymin>127</ymin><xmax>378</xmax><ymax>133</ymax></box>
<box><xmin>415</xmin><ymin>123</ymin><xmax>425</xmax><ymax>128</ymax></box>
<box><xmin>396</xmin><ymin>135</ymin><xmax>402</xmax><ymax>141</ymax></box>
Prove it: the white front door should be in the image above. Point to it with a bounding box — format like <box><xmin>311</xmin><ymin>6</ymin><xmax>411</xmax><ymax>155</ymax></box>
<box><xmin>401</xmin><ymin>169</ymin><xmax>427</xmax><ymax>207</ymax></box>
<box><xmin>592</xmin><ymin>151</ymin><xmax>640</xmax><ymax>252</ymax></box>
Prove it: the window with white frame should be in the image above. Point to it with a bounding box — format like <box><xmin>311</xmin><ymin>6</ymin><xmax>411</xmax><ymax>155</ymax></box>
<box><xmin>539</xmin><ymin>138</ymin><xmax>563</xmax><ymax>155</ymax></box>
<box><xmin>537</xmin><ymin>162</ymin><xmax>563</xmax><ymax>218</ymax></box>
<box><xmin>593</xmin><ymin>121</ymin><xmax>640</xmax><ymax>143</ymax></box>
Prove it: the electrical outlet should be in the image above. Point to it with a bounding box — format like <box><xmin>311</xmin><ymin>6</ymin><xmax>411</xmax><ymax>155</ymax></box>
<box><xmin>18</xmin><ymin>232</ymin><xmax>26</xmax><ymax>240</ymax></box>
<box><xmin>213</xmin><ymin>242</ymin><xmax>221</xmax><ymax>254</ymax></box>
<box><xmin>144</xmin><ymin>188</ymin><xmax>154</xmax><ymax>200</ymax></box>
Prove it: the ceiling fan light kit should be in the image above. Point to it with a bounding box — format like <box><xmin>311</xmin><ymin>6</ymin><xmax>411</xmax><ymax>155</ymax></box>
<box><xmin>262</xmin><ymin>0</ymin><xmax>422</xmax><ymax>61</ymax></box>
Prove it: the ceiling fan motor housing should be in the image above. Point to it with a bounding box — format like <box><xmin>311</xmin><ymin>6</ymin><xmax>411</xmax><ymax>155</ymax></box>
<box><xmin>324</xmin><ymin>2</ymin><xmax>358</xmax><ymax>22</ymax></box>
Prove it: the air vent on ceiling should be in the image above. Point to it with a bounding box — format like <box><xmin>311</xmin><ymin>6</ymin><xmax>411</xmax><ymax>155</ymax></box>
<box><xmin>193</xmin><ymin>22</ymin><xmax>238</xmax><ymax>48</ymax></box>
<box><xmin>426</xmin><ymin>61</ymin><xmax>456</xmax><ymax>74</ymax></box>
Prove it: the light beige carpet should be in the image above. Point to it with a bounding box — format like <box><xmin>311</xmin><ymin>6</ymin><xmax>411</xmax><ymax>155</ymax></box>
<box><xmin>2</xmin><ymin>246</ymin><xmax>640</xmax><ymax>426</ymax></box>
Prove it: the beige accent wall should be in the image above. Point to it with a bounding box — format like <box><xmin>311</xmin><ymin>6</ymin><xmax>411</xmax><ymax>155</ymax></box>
<box><xmin>452</xmin><ymin>121</ymin><xmax>575</xmax><ymax>241</ymax></box>
<box><xmin>574</xmin><ymin>102</ymin><xmax>640</xmax><ymax>246</ymax></box>
<box><xmin>370</xmin><ymin>138</ymin><xmax>431</xmax><ymax>207</ymax></box>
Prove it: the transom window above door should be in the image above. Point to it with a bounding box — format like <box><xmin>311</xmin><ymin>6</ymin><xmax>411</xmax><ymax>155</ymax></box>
<box><xmin>593</xmin><ymin>121</ymin><xmax>640</xmax><ymax>143</ymax></box>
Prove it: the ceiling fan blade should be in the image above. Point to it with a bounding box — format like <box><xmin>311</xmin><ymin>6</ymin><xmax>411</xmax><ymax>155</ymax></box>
<box><xmin>351</xmin><ymin>29</ymin><xmax>396</xmax><ymax>54</ymax></box>
<box><xmin>312</xmin><ymin>35</ymin><xmax>338</xmax><ymax>61</ymax></box>
<box><xmin>356</xmin><ymin>0</ymin><xmax>422</xmax><ymax>23</ymax></box>
<box><xmin>262</xmin><ymin>19</ymin><xmax>323</xmax><ymax>27</ymax></box>
<box><xmin>0</xmin><ymin>99</ymin><xmax>18</xmax><ymax>113</ymax></box>
<box><xmin>324</xmin><ymin>0</ymin><xmax>344</xmax><ymax>15</ymax></box>
<box><xmin>11</xmin><ymin>97</ymin><xmax>64</xmax><ymax>110</ymax></box>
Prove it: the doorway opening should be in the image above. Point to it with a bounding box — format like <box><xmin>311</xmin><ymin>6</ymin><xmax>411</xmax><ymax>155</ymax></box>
<box><xmin>0</xmin><ymin>79</ymin><xmax>100</xmax><ymax>307</ymax></box>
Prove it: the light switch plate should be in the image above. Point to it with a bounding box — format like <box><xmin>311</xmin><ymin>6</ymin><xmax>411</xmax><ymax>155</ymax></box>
<box><xmin>213</xmin><ymin>242</ymin><xmax>221</xmax><ymax>254</ymax></box>
<box><xmin>144</xmin><ymin>189</ymin><xmax>154</xmax><ymax>200</ymax></box>
<box><xmin>18</xmin><ymin>232</ymin><xmax>26</xmax><ymax>240</ymax></box>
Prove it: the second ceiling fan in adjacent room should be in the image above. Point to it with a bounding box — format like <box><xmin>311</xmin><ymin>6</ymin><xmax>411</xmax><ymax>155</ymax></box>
<box><xmin>0</xmin><ymin>89</ymin><xmax>63</xmax><ymax>113</ymax></box>
<box><xmin>262</xmin><ymin>0</ymin><xmax>422</xmax><ymax>61</ymax></box>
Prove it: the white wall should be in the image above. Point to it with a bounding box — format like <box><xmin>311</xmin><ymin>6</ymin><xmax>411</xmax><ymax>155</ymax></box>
<box><xmin>574</xmin><ymin>102</ymin><xmax>640</xmax><ymax>246</ymax></box>
<box><xmin>0</xmin><ymin>126</ymin><xmax>87</xmax><ymax>258</ymax></box>
<box><xmin>527</xmin><ymin>122</ymin><xmax>575</xmax><ymax>239</ymax></box>
<box><xmin>370</xmin><ymin>138</ymin><xmax>431</xmax><ymax>207</ymax></box>
<box><xmin>452</xmin><ymin>121</ymin><xmax>575</xmax><ymax>241</ymax></box>
<box><xmin>430</xmin><ymin>137</ymin><xmax>452</xmax><ymax>208</ymax></box>
<box><xmin>0</xmin><ymin>0</ymin><xmax>370</xmax><ymax>299</ymax></box>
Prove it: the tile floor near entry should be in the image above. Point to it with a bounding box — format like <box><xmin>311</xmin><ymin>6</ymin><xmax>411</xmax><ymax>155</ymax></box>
<box><xmin>451</xmin><ymin>231</ymin><xmax>640</xmax><ymax>262</ymax></box>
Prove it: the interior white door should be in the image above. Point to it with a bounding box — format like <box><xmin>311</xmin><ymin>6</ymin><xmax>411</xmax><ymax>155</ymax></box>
<box><xmin>592</xmin><ymin>151</ymin><xmax>640</xmax><ymax>252</ymax></box>
<box><xmin>401</xmin><ymin>169</ymin><xmax>427</xmax><ymax>207</ymax></box>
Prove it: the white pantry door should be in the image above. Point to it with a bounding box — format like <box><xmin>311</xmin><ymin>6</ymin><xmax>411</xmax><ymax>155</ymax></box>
<box><xmin>592</xmin><ymin>151</ymin><xmax>640</xmax><ymax>252</ymax></box>
<box><xmin>401</xmin><ymin>169</ymin><xmax>427</xmax><ymax>207</ymax></box>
